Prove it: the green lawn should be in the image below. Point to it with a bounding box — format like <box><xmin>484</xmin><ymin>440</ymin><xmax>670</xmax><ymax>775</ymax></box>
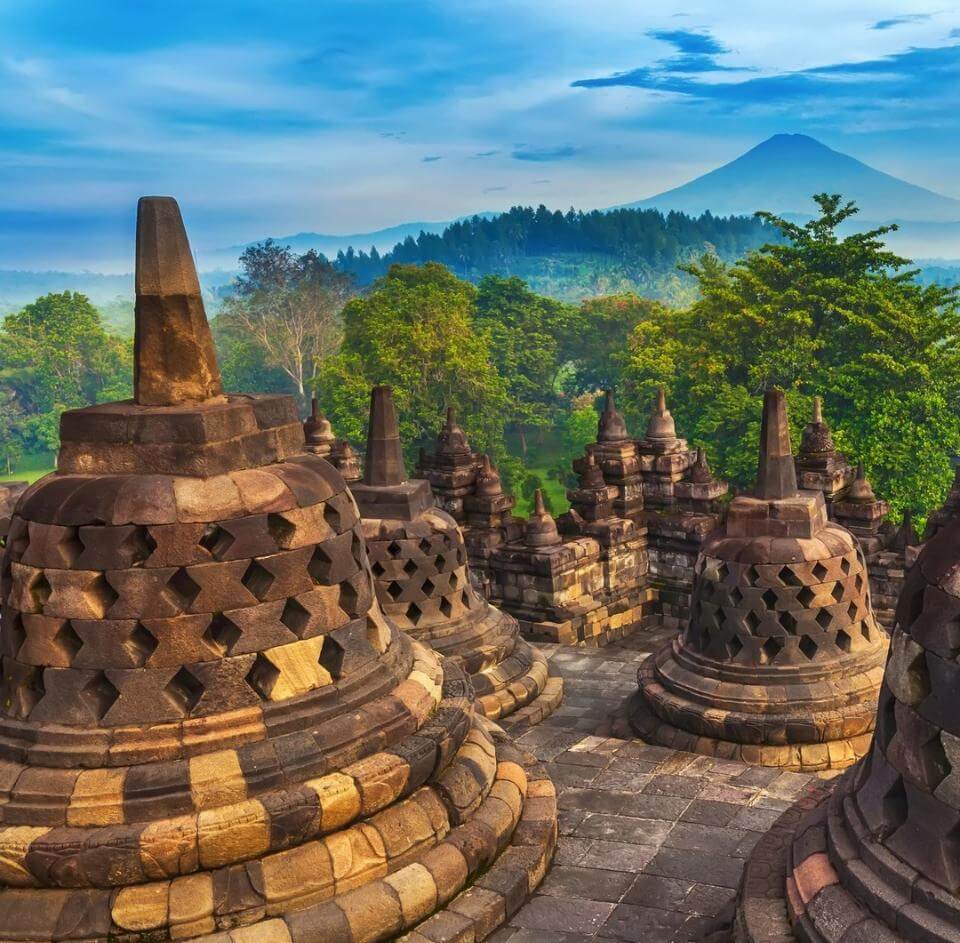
<box><xmin>0</xmin><ymin>451</ymin><xmax>55</xmax><ymax>485</ymax></box>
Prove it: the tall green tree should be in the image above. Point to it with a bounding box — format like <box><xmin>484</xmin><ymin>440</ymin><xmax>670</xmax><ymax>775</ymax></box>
<box><xmin>622</xmin><ymin>194</ymin><xmax>960</xmax><ymax>518</ymax></box>
<box><xmin>217</xmin><ymin>241</ymin><xmax>354</xmax><ymax>406</ymax></box>
<box><xmin>474</xmin><ymin>275</ymin><xmax>578</xmax><ymax>455</ymax></box>
<box><xmin>0</xmin><ymin>291</ymin><xmax>132</xmax><ymax>454</ymax></box>
<box><xmin>316</xmin><ymin>263</ymin><xmax>507</xmax><ymax>463</ymax></box>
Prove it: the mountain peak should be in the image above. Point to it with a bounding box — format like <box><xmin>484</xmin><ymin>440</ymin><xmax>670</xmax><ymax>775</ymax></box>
<box><xmin>623</xmin><ymin>133</ymin><xmax>960</xmax><ymax>224</ymax></box>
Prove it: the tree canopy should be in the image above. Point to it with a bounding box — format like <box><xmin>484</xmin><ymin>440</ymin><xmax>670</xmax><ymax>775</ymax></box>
<box><xmin>621</xmin><ymin>194</ymin><xmax>960</xmax><ymax>518</ymax></box>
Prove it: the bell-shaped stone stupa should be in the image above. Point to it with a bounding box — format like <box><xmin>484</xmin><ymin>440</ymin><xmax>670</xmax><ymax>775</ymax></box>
<box><xmin>0</xmin><ymin>198</ymin><xmax>556</xmax><ymax>942</ymax></box>
<box><xmin>355</xmin><ymin>388</ymin><xmax>560</xmax><ymax>725</ymax></box>
<box><xmin>632</xmin><ymin>389</ymin><xmax>888</xmax><ymax>771</ymax></box>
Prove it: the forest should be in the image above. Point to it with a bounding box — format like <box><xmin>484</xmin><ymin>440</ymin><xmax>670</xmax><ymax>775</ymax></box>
<box><xmin>1</xmin><ymin>195</ymin><xmax>958</xmax><ymax>524</ymax></box>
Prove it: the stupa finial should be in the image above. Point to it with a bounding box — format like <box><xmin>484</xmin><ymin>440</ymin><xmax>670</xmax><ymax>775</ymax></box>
<box><xmin>134</xmin><ymin>196</ymin><xmax>223</xmax><ymax>406</ymax></box>
<box><xmin>755</xmin><ymin>388</ymin><xmax>798</xmax><ymax>499</ymax></box>
<box><xmin>362</xmin><ymin>385</ymin><xmax>406</xmax><ymax>486</ymax></box>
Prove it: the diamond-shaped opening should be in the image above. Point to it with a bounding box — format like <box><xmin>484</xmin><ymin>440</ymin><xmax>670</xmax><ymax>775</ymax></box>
<box><xmin>745</xmin><ymin>610</ymin><xmax>761</xmax><ymax>632</ymax></box>
<box><xmin>386</xmin><ymin>540</ymin><xmax>402</xmax><ymax>557</ymax></box>
<box><xmin>245</xmin><ymin>654</ymin><xmax>280</xmax><ymax>699</ymax></box>
<box><xmin>318</xmin><ymin>635</ymin><xmax>345</xmax><ymax>678</ymax></box>
<box><xmin>57</xmin><ymin>528</ymin><xmax>84</xmax><ymax>566</ymax></box>
<box><xmin>816</xmin><ymin>609</ymin><xmax>832</xmax><ymax>630</ymax></box>
<box><xmin>89</xmin><ymin>574</ymin><xmax>119</xmax><ymax>617</ymax></box>
<box><xmin>307</xmin><ymin>546</ymin><xmax>333</xmax><ymax>584</ymax></box>
<box><xmin>716</xmin><ymin>562</ymin><xmax>729</xmax><ymax>583</ymax></box>
<box><xmin>81</xmin><ymin>671</ymin><xmax>119</xmax><ymax>720</ymax></box>
<box><xmin>812</xmin><ymin>562</ymin><xmax>829</xmax><ymax>582</ymax></box>
<box><xmin>762</xmin><ymin>588</ymin><xmax>778</xmax><ymax>610</ymax></box>
<box><xmin>403</xmin><ymin>558</ymin><xmax>418</xmax><ymax>576</ymax></box>
<box><xmin>840</xmin><ymin>557</ymin><xmax>851</xmax><ymax>576</ymax></box>
<box><xmin>745</xmin><ymin>565</ymin><xmax>760</xmax><ymax>586</ymax></box>
<box><xmin>729</xmin><ymin>586</ymin><xmax>743</xmax><ymax>606</ymax></box>
<box><xmin>434</xmin><ymin>554</ymin><xmax>446</xmax><ymax>570</ymax></box>
<box><xmin>456</xmin><ymin>547</ymin><xmax>466</xmax><ymax>565</ymax></box>
<box><xmin>449</xmin><ymin>571</ymin><xmax>459</xmax><ymax>590</ymax></box>
<box><xmin>386</xmin><ymin>580</ymin><xmax>403</xmax><ymax>601</ymax></box>
<box><xmin>439</xmin><ymin>596</ymin><xmax>453</xmax><ymax>618</ymax></box>
<box><xmin>835</xmin><ymin>629</ymin><xmax>852</xmax><ymax>653</ymax></box>
<box><xmin>130</xmin><ymin>526</ymin><xmax>158</xmax><ymax>563</ymax></box>
<box><xmin>206</xmin><ymin>613</ymin><xmax>242</xmax><ymax>652</ymax></box>
<box><xmin>127</xmin><ymin>622</ymin><xmax>158</xmax><ymax>665</ymax></box>
<box><xmin>855</xmin><ymin>574</ymin><xmax>864</xmax><ymax>592</ymax></box>
<box><xmin>407</xmin><ymin>602</ymin><xmax>424</xmax><ymax>626</ymax></box>
<box><xmin>32</xmin><ymin>571</ymin><xmax>52</xmax><ymax>609</ymax></box>
<box><xmin>418</xmin><ymin>538</ymin><xmax>432</xmax><ymax>554</ymax></box>
<box><xmin>323</xmin><ymin>501</ymin><xmax>343</xmax><ymax>533</ymax></box>
<box><xmin>22</xmin><ymin>665</ymin><xmax>45</xmax><ymax>715</ymax></box>
<box><xmin>799</xmin><ymin>635</ymin><xmax>818</xmax><ymax>659</ymax></box>
<box><xmin>165</xmin><ymin>666</ymin><xmax>204</xmax><ymax>714</ymax></box>
<box><xmin>421</xmin><ymin>577</ymin><xmax>435</xmax><ymax>596</ymax></box>
<box><xmin>5</xmin><ymin>614</ymin><xmax>25</xmax><ymax>657</ymax></box>
<box><xmin>779</xmin><ymin>611</ymin><xmax>798</xmax><ymax>634</ymax></box>
<box><xmin>199</xmin><ymin>524</ymin><xmax>235</xmax><ymax>560</ymax></box>
<box><xmin>779</xmin><ymin>566</ymin><xmax>801</xmax><ymax>587</ymax></box>
<box><xmin>339</xmin><ymin>579</ymin><xmax>361</xmax><ymax>618</ymax></box>
<box><xmin>848</xmin><ymin>601</ymin><xmax>858</xmax><ymax>620</ymax></box>
<box><xmin>727</xmin><ymin>634</ymin><xmax>744</xmax><ymax>659</ymax></box>
<box><xmin>279</xmin><ymin>599</ymin><xmax>310</xmax><ymax>638</ymax></box>
<box><xmin>761</xmin><ymin>636</ymin><xmax>783</xmax><ymax>663</ymax></box>
<box><xmin>370</xmin><ymin>560</ymin><xmax>385</xmax><ymax>577</ymax></box>
<box><xmin>716</xmin><ymin>607</ymin><xmax>727</xmax><ymax>627</ymax></box>
<box><xmin>831</xmin><ymin>582</ymin><xmax>845</xmax><ymax>603</ymax></box>
<box><xmin>242</xmin><ymin>560</ymin><xmax>275</xmax><ymax>600</ymax></box>
<box><xmin>54</xmin><ymin>620</ymin><xmax>83</xmax><ymax>662</ymax></box>
<box><xmin>797</xmin><ymin>585</ymin><xmax>816</xmax><ymax>608</ymax></box>
<box><xmin>876</xmin><ymin>689</ymin><xmax>897</xmax><ymax>751</ymax></box>
<box><xmin>879</xmin><ymin>776</ymin><xmax>909</xmax><ymax>839</ymax></box>
<box><xmin>461</xmin><ymin>589</ymin><xmax>471</xmax><ymax>608</ymax></box>
<box><xmin>918</xmin><ymin>731</ymin><xmax>952</xmax><ymax>790</ymax></box>
<box><xmin>167</xmin><ymin>568</ymin><xmax>201</xmax><ymax>609</ymax></box>
<box><xmin>267</xmin><ymin>513</ymin><xmax>297</xmax><ymax>548</ymax></box>
<box><xmin>351</xmin><ymin>532</ymin><xmax>366</xmax><ymax>568</ymax></box>
<box><xmin>861</xmin><ymin>621</ymin><xmax>872</xmax><ymax>641</ymax></box>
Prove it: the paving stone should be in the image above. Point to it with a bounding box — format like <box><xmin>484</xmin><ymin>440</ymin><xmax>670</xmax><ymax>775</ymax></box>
<box><xmin>538</xmin><ymin>866</ymin><xmax>635</xmax><ymax>903</ymax></box>
<box><xmin>510</xmin><ymin>896</ymin><xmax>616</xmax><ymax>935</ymax></box>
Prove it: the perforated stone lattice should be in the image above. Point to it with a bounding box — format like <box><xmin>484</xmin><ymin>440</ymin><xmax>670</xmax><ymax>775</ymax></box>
<box><xmin>684</xmin><ymin>548</ymin><xmax>877</xmax><ymax>668</ymax></box>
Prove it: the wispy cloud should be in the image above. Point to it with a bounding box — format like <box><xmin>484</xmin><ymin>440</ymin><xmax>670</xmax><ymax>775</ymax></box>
<box><xmin>871</xmin><ymin>13</ymin><xmax>932</xmax><ymax>30</ymax></box>
<box><xmin>472</xmin><ymin>149</ymin><xmax>499</xmax><ymax>158</ymax></box>
<box><xmin>483</xmin><ymin>185</ymin><xmax>507</xmax><ymax>192</ymax></box>
<box><xmin>512</xmin><ymin>145</ymin><xmax>579</xmax><ymax>162</ymax></box>
<box><xmin>422</xmin><ymin>154</ymin><xmax>443</xmax><ymax>162</ymax></box>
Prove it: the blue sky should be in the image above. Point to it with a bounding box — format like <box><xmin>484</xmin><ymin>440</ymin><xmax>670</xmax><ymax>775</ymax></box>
<box><xmin>0</xmin><ymin>0</ymin><xmax>958</xmax><ymax>270</ymax></box>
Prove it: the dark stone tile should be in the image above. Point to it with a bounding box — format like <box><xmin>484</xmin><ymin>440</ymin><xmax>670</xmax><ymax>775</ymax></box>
<box><xmin>642</xmin><ymin>774</ymin><xmax>705</xmax><ymax>799</ymax></box>
<box><xmin>644</xmin><ymin>848</ymin><xmax>745</xmax><ymax>889</ymax></box>
<box><xmin>559</xmin><ymin>788</ymin><xmax>690</xmax><ymax>821</ymax></box>
<box><xmin>539</xmin><ymin>866</ymin><xmax>636</xmax><ymax>903</ymax></box>
<box><xmin>623</xmin><ymin>874</ymin><xmax>692</xmax><ymax>910</ymax></box>
<box><xmin>679</xmin><ymin>801</ymin><xmax>742</xmax><ymax>827</ymax></box>
<box><xmin>600</xmin><ymin>903</ymin><xmax>688</xmax><ymax>942</ymax></box>
<box><xmin>679</xmin><ymin>883</ymin><xmax>736</xmax><ymax>916</ymax></box>
<box><xmin>511</xmin><ymin>895</ymin><xmax>616</xmax><ymax>935</ymax></box>
<box><xmin>579</xmin><ymin>840</ymin><xmax>660</xmax><ymax>872</ymax></box>
<box><xmin>574</xmin><ymin>813</ymin><xmax>673</xmax><ymax>846</ymax></box>
<box><xmin>662</xmin><ymin>822</ymin><xmax>751</xmax><ymax>857</ymax></box>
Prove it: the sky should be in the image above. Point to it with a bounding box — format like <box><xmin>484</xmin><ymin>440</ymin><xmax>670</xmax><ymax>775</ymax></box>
<box><xmin>0</xmin><ymin>0</ymin><xmax>958</xmax><ymax>270</ymax></box>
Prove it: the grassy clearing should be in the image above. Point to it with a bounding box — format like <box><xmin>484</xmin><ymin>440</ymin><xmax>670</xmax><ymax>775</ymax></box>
<box><xmin>0</xmin><ymin>451</ymin><xmax>55</xmax><ymax>485</ymax></box>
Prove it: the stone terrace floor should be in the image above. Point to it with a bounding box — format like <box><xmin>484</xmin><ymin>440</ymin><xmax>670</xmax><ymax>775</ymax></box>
<box><xmin>494</xmin><ymin>626</ymin><xmax>823</xmax><ymax>943</ymax></box>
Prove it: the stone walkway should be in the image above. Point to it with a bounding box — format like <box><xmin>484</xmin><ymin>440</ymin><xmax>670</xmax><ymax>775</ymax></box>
<box><xmin>494</xmin><ymin>626</ymin><xmax>821</xmax><ymax>943</ymax></box>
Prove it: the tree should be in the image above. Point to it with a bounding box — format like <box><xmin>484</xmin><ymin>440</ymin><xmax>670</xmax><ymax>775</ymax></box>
<box><xmin>622</xmin><ymin>194</ymin><xmax>960</xmax><ymax>518</ymax></box>
<box><xmin>474</xmin><ymin>275</ymin><xmax>579</xmax><ymax>455</ymax></box>
<box><xmin>0</xmin><ymin>291</ymin><xmax>132</xmax><ymax>455</ymax></box>
<box><xmin>217</xmin><ymin>240</ymin><xmax>354</xmax><ymax>406</ymax></box>
<box><xmin>316</xmin><ymin>263</ymin><xmax>507</xmax><ymax>463</ymax></box>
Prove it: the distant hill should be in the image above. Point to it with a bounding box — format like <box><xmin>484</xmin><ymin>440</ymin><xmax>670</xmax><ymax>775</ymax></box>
<box><xmin>623</xmin><ymin>134</ymin><xmax>960</xmax><ymax>223</ymax></box>
<box><xmin>229</xmin><ymin>213</ymin><xmax>497</xmax><ymax>259</ymax></box>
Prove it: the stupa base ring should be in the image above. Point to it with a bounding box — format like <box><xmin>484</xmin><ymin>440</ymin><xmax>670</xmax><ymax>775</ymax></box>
<box><xmin>628</xmin><ymin>686</ymin><xmax>872</xmax><ymax>773</ymax></box>
<box><xmin>472</xmin><ymin>639</ymin><xmax>563</xmax><ymax>726</ymax></box>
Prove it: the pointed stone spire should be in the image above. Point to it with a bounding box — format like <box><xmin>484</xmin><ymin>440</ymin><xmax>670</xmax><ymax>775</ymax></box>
<box><xmin>475</xmin><ymin>453</ymin><xmax>504</xmax><ymax>497</ymax></box>
<box><xmin>524</xmin><ymin>489</ymin><xmax>561</xmax><ymax>547</ymax></box>
<box><xmin>846</xmin><ymin>462</ymin><xmax>877</xmax><ymax>503</ymax></box>
<box><xmin>689</xmin><ymin>447</ymin><xmax>714</xmax><ymax>484</ymax></box>
<box><xmin>755</xmin><ymin>388</ymin><xmax>798</xmax><ymax>499</ymax></box>
<box><xmin>134</xmin><ymin>197</ymin><xmax>223</xmax><ymax>406</ymax></box>
<box><xmin>580</xmin><ymin>451</ymin><xmax>606</xmax><ymax>489</ymax></box>
<box><xmin>645</xmin><ymin>386</ymin><xmax>678</xmax><ymax>441</ymax></box>
<box><xmin>891</xmin><ymin>507</ymin><xmax>919</xmax><ymax>550</ymax></box>
<box><xmin>362</xmin><ymin>386</ymin><xmax>406</xmax><ymax>486</ymax></box>
<box><xmin>437</xmin><ymin>405</ymin><xmax>472</xmax><ymax>457</ymax></box>
<box><xmin>303</xmin><ymin>396</ymin><xmax>335</xmax><ymax>455</ymax></box>
<box><xmin>799</xmin><ymin>394</ymin><xmax>836</xmax><ymax>456</ymax></box>
<box><xmin>331</xmin><ymin>440</ymin><xmax>362</xmax><ymax>482</ymax></box>
<box><xmin>597</xmin><ymin>389</ymin><xmax>629</xmax><ymax>443</ymax></box>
